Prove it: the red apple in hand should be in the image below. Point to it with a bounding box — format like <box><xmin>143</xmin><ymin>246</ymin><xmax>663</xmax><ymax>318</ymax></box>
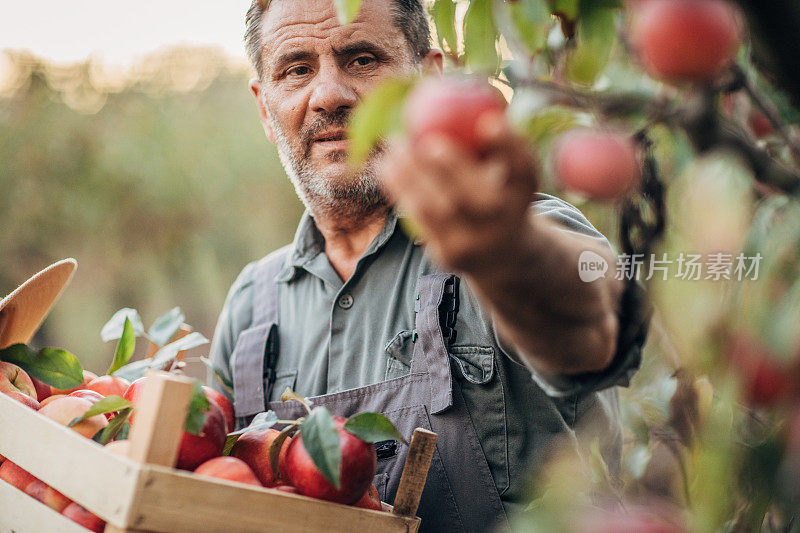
<box><xmin>0</xmin><ymin>362</ymin><xmax>37</xmax><ymax>399</ymax></box>
<box><xmin>62</xmin><ymin>503</ymin><xmax>105</xmax><ymax>533</ymax></box>
<box><xmin>405</xmin><ymin>76</ymin><xmax>507</xmax><ymax>154</ymax></box>
<box><xmin>194</xmin><ymin>457</ymin><xmax>262</xmax><ymax>486</ymax></box>
<box><xmin>630</xmin><ymin>0</ymin><xmax>740</xmax><ymax>83</ymax></box>
<box><xmin>203</xmin><ymin>386</ymin><xmax>235</xmax><ymax>434</ymax></box>
<box><xmin>230</xmin><ymin>428</ymin><xmax>292</xmax><ymax>487</ymax></box>
<box><xmin>554</xmin><ymin>129</ymin><xmax>640</xmax><ymax>200</ymax></box>
<box><xmin>285</xmin><ymin>416</ymin><xmax>377</xmax><ymax>505</ymax></box>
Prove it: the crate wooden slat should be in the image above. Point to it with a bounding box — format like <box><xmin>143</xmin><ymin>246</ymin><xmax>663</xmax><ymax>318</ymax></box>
<box><xmin>0</xmin><ymin>374</ymin><xmax>422</xmax><ymax>533</ymax></box>
<box><xmin>0</xmin><ymin>478</ymin><xmax>90</xmax><ymax>533</ymax></box>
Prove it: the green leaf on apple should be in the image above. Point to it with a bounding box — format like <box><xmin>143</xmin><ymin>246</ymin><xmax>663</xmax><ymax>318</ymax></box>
<box><xmin>101</xmin><ymin>308</ymin><xmax>144</xmax><ymax>342</ymax></box>
<box><xmin>147</xmin><ymin>307</ymin><xmax>185</xmax><ymax>347</ymax></box>
<box><xmin>301</xmin><ymin>407</ymin><xmax>341</xmax><ymax>489</ymax></box>
<box><xmin>0</xmin><ymin>344</ymin><xmax>84</xmax><ymax>389</ymax></box>
<box><xmin>112</xmin><ymin>332</ymin><xmax>209</xmax><ymax>381</ymax></box>
<box><xmin>223</xmin><ymin>410</ymin><xmax>279</xmax><ymax>455</ymax></box>
<box><xmin>463</xmin><ymin>0</ymin><xmax>500</xmax><ymax>74</ymax></box>
<box><xmin>107</xmin><ymin>317</ymin><xmax>136</xmax><ymax>375</ymax></box>
<box><xmin>430</xmin><ymin>0</ymin><xmax>458</xmax><ymax>54</ymax></box>
<box><xmin>70</xmin><ymin>396</ymin><xmax>133</xmax><ymax>425</ymax></box>
<box><xmin>348</xmin><ymin>76</ymin><xmax>414</xmax><ymax>166</ymax></box>
<box><xmin>344</xmin><ymin>412</ymin><xmax>406</xmax><ymax>444</ymax></box>
<box><xmin>184</xmin><ymin>381</ymin><xmax>211</xmax><ymax>435</ymax></box>
<box><xmin>92</xmin><ymin>408</ymin><xmax>132</xmax><ymax>445</ymax></box>
<box><xmin>334</xmin><ymin>0</ymin><xmax>361</xmax><ymax>25</ymax></box>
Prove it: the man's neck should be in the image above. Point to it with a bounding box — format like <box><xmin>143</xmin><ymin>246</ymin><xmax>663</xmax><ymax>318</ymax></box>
<box><xmin>313</xmin><ymin>206</ymin><xmax>391</xmax><ymax>282</ymax></box>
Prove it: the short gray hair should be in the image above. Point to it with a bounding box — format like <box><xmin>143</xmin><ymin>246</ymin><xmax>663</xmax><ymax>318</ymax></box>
<box><xmin>244</xmin><ymin>0</ymin><xmax>432</xmax><ymax>79</ymax></box>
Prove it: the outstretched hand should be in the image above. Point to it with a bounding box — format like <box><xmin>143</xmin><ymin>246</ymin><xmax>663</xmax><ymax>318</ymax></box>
<box><xmin>380</xmin><ymin>112</ymin><xmax>539</xmax><ymax>276</ymax></box>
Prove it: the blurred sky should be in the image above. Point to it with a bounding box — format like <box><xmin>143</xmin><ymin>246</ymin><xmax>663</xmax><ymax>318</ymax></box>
<box><xmin>0</xmin><ymin>0</ymin><xmax>253</xmax><ymax>64</ymax></box>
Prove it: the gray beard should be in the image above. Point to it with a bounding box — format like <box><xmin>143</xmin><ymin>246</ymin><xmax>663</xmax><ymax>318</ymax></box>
<box><xmin>269</xmin><ymin>114</ymin><xmax>389</xmax><ymax>221</ymax></box>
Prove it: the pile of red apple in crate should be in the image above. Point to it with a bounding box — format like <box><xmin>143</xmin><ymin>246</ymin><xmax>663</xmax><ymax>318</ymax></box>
<box><xmin>0</xmin><ymin>308</ymin><xmax>400</xmax><ymax>532</ymax></box>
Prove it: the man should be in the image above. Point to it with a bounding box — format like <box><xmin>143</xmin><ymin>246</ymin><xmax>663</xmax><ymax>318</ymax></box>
<box><xmin>208</xmin><ymin>0</ymin><xmax>648</xmax><ymax>530</ymax></box>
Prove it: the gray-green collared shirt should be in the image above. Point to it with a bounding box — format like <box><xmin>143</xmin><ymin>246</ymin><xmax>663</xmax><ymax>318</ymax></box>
<box><xmin>208</xmin><ymin>193</ymin><xmax>646</xmax><ymax>515</ymax></box>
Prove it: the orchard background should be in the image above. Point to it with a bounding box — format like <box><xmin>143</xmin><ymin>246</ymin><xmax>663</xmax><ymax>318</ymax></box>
<box><xmin>3</xmin><ymin>0</ymin><xmax>800</xmax><ymax>530</ymax></box>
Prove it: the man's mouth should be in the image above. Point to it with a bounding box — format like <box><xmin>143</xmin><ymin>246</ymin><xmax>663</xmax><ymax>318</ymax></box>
<box><xmin>313</xmin><ymin>130</ymin><xmax>348</xmax><ymax>143</ymax></box>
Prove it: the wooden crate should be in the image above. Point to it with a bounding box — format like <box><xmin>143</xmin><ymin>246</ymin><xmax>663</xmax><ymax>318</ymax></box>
<box><xmin>0</xmin><ymin>373</ymin><xmax>433</xmax><ymax>532</ymax></box>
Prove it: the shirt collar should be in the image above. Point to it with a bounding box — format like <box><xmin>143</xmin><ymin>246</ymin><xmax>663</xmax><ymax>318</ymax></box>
<box><xmin>275</xmin><ymin>209</ymin><xmax>402</xmax><ymax>283</ymax></box>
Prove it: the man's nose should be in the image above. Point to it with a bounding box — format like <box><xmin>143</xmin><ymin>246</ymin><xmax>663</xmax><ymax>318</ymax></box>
<box><xmin>308</xmin><ymin>67</ymin><xmax>358</xmax><ymax>114</ymax></box>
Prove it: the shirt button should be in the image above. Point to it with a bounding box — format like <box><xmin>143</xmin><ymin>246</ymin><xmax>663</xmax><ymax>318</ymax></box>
<box><xmin>338</xmin><ymin>293</ymin><xmax>354</xmax><ymax>309</ymax></box>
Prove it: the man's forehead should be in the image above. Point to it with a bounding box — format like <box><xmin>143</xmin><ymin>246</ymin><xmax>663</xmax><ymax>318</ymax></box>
<box><xmin>259</xmin><ymin>0</ymin><xmax>405</xmax><ymax>63</ymax></box>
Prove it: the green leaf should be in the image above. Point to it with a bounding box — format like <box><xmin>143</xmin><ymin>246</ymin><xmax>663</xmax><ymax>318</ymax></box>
<box><xmin>566</xmin><ymin>7</ymin><xmax>616</xmax><ymax>86</ymax></box>
<box><xmin>147</xmin><ymin>307</ymin><xmax>185</xmax><ymax>347</ymax></box>
<box><xmin>184</xmin><ymin>381</ymin><xmax>210</xmax><ymax>435</ymax></box>
<box><xmin>519</xmin><ymin>106</ymin><xmax>581</xmax><ymax>144</ymax></box>
<box><xmin>92</xmin><ymin>409</ymin><xmax>132</xmax><ymax>445</ymax></box>
<box><xmin>430</xmin><ymin>0</ymin><xmax>458</xmax><ymax>53</ymax></box>
<box><xmin>334</xmin><ymin>0</ymin><xmax>361</xmax><ymax>24</ymax></box>
<box><xmin>349</xmin><ymin>77</ymin><xmax>414</xmax><ymax>166</ymax></box>
<box><xmin>508</xmin><ymin>0</ymin><xmax>552</xmax><ymax>54</ymax></box>
<box><xmin>0</xmin><ymin>344</ymin><xmax>83</xmax><ymax>389</ymax></box>
<box><xmin>112</xmin><ymin>331</ymin><xmax>209</xmax><ymax>381</ymax></box>
<box><xmin>107</xmin><ymin>317</ymin><xmax>136</xmax><ymax>375</ymax></box>
<box><xmin>69</xmin><ymin>395</ymin><xmax>133</xmax><ymax>425</ymax></box>
<box><xmin>344</xmin><ymin>412</ymin><xmax>405</xmax><ymax>443</ymax></box>
<box><xmin>301</xmin><ymin>407</ymin><xmax>341</xmax><ymax>488</ymax></box>
<box><xmin>463</xmin><ymin>0</ymin><xmax>500</xmax><ymax>73</ymax></box>
<box><xmin>269</xmin><ymin>423</ymin><xmax>299</xmax><ymax>480</ymax></box>
<box><xmin>223</xmin><ymin>410</ymin><xmax>279</xmax><ymax>454</ymax></box>
<box><xmin>101</xmin><ymin>308</ymin><xmax>144</xmax><ymax>342</ymax></box>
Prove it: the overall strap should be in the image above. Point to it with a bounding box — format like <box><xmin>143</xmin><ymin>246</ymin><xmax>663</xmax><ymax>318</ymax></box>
<box><xmin>412</xmin><ymin>273</ymin><xmax>459</xmax><ymax>415</ymax></box>
<box><xmin>232</xmin><ymin>245</ymin><xmax>291</xmax><ymax>417</ymax></box>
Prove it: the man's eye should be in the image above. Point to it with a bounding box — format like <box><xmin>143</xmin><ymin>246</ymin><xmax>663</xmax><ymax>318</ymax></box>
<box><xmin>352</xmin><ymin>56</ymin><xmax>376</xmax><ymax>67</ymax></box>
<box><xmin>287</xmin><ymin>65</ymin><xmax>311</xmax><ymax>77</ymax></box>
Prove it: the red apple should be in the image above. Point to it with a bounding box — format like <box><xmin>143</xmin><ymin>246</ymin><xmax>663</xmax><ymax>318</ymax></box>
<box><xmin>125</xmin><ymin>377</ymin><xmax>227</xmax><ymax>470</ymax></box>
<box><xmin>353</xmin><ymin>483</ymin><xmax>382</xmax><ymax>510</ymax></box>
<box><xmin>4</xmin><ymin>390</ymin><xmax>41</xmax><ymax>410</ymax></box>
<box><xmin>630</xmin><ymin>0</ymin><xmax>740</xmax><ymax>83</ymax></box>
<box><xmin>202</xmin><ymin>386</ymin><xmax>235</xmax><ymax>434</ymax></box>
<box><xmin>554</xmin><ymin>129</ymin><xmax>640</xmax><ymax>200</ymax></box>
<box><xmin>86</xmin><ymin>375</ymin><xmax>130</xmax><ymax>398</ymax></box>
<box><xmin>41</xmin><ymin>394</ymin><xmax>66</xmax><ymax>407</ymax></box>
<box><xmin>31</xmin><ymin>376</ymin><xmax>52</xmax><ymax>402</ymax></box>
<box><xmin>39</xmin><ymin>396</ymin><xmax>109</xmax><ymax>438</ymax></box>
<box><xmin>0</xmin><ymin>461</ymin><xmax>37</xmax><ymax>492</ymax></box>
<box><xmin>405</xmin><ymin>76</ymin><xmax>507</xmax><ymax>154</ymax></box>
<box><xmin>50</xmin><ymin>369</ymin><xmax>98</xmax><ymax>396</ymax></box>
<box><xmin>68</xmin><ymin>389</ymin><xmax>106</xmax><ymax>403</ymax></box>
<box><xmin>285</xmin><ymin>416</ymin><xmax>377</xmax><ymax>505</ymax></box>
<box><xmin>727</xmin><ymin>333</ymin><xmax>791</xmax><ymax>407</ymax></box>
<box><xmin>229</xmin><ymin>428</ymin><xmax>292</xmax><ymax>487</ymax></box>
<box><xmin>25</xmin><ymin>479</ymin><xmax>72</xmax><ymax>512</ymax></box>
<box><xmin>0</xmin><ymin>361</ymin><xmax>37</xmax><ymax>399</ymax></box>
<box><xmin>194</xmin><ymin>457</ymin><xmax>262</xmax><ymax>486</ymax></box>
<box><xmin>62</xmin><ymin>502</ymin><xmax>105</xmax><ymax>533</ymax></box>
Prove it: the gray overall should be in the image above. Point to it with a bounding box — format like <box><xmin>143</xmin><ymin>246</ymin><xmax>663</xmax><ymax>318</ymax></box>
<box><xmin>231</xmin><ymin>248</ymin><xmax>510</xmax><ymax>532</ymax></box>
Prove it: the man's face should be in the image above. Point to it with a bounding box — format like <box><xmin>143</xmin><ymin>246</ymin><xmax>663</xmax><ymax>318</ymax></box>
<box><xmin>252</xmin><ymin>0</ymin><xmax>420</xmax><ymax>219</ymax></box>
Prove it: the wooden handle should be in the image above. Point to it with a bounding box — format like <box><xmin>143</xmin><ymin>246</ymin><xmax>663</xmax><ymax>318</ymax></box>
<box><xmin>125</xmin><ymin>371</ymin><xmax>194</xmax><ymax>467</ymax></box>
<box><xmin>392</xmin><ymin>428</ymin><xmax>437</xmax><ymax>518</ymax></box>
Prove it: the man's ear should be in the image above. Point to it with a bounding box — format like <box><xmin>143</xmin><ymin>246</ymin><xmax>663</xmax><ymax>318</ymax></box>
<box><xmin>421</xmin><ymin>48</ymin><xmax>444</xmax><ymax>76</ymax></box>
<box><xmin>250</xmin><ymin>78</ymin><xmax>277</xmax><ymax>144</ymax></box>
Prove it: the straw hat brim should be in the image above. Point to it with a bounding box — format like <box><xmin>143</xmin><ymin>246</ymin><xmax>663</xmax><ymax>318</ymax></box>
<box><xmin>0</xmin><ymin>259</ymin><xmax>77</xmax><ymax>349</ymax></box>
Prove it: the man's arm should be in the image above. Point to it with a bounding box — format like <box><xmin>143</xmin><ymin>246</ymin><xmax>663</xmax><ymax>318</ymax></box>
<box><xmin>381</xmin><ymin>114</ymin><xmax>624</xmax><ymax>378</ymax></box>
